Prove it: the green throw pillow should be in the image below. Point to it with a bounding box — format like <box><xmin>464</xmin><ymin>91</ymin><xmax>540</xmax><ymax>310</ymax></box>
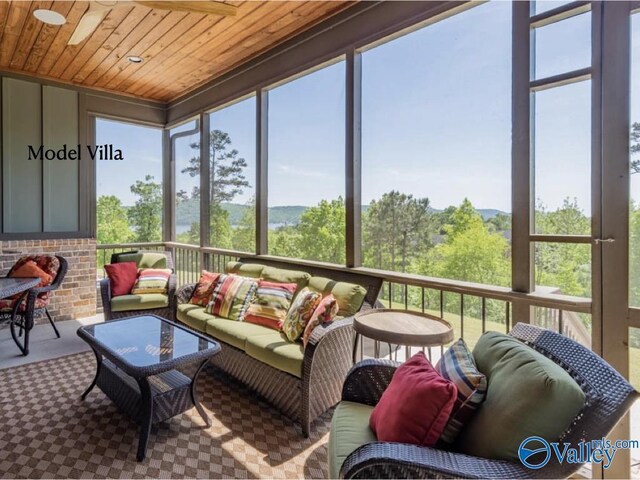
<box><xmin>455</xmin><ymin>331</ymin><xmax>585</xmax><ymax>461</ymax></box>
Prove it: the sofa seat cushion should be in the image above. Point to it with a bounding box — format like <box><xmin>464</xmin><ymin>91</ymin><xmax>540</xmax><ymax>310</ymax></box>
<box><xmin>307</xmin><ymin>277</ymin><xmax>366</xmax><ymax>317</ymax></box>
<box><xmin>245</xmin><ymin>331</ymin><xmax>305</xmax><ymax>378</ymax></box>
<box><xmin>205</xmin><ymin>318</ymin><xmax>275</xmax><ymax>350</ymax></box>
<box><xmin>457</xmin><ymin>331</ymin><xmax>586</xmax><ymax>461</ymax></box>
<box><xmin>111</xmin><ymin>293</ymin><xmax>168</xmax><ymax>312</ymax></box>
<box><xmin>176</xmin><ymin>303</ymin><xmax>214</xmax><ymax>332</ymax></box>
<box><xmin>329</xmin><ymin>401</ymin><xmax>377</xmax><ymax>479</ymax></box>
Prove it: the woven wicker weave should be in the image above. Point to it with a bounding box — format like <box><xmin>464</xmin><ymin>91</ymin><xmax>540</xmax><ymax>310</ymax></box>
<box><xmin>101</xmin><ymin>250</ymin><xmax>176</xmax><ymax>321</ymax></box>
<box><xmin>174</xmin><ymin>261</ymin><xmax>383</xmax><ymax>437</ymax></box>
<box><xmin>338</xmin><ymin>323</ymin><xmax>639</xmax><ymax>479</ymax></box>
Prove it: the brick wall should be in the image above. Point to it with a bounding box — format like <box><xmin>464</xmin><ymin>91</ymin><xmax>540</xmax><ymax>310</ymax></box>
<box><xmin>0</xmin><ymin>238</ymin><xmax>97</xmax><ymax>323</ymax></box>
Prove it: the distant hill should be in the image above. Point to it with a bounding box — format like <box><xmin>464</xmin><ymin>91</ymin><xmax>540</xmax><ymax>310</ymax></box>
<box><xmin>175</xmin><ymin>200</ymin><xmax>509</xmax><ymax>227</ymax></box>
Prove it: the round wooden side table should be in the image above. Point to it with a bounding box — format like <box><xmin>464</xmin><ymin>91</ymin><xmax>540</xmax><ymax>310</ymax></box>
<box><xmin>352</xmin><ymin>309</ymin><xmax>454</xmax><ymax>363</ymax></box>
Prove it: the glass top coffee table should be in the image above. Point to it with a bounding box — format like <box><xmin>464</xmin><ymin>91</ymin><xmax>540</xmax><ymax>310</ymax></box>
<box><xmin>77</xmin><ymin>315</ymin><xmax>220</xmax><ymax>461</ymax></box>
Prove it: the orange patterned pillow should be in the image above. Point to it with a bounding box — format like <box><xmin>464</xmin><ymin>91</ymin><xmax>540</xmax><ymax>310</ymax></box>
<box><xmin>9</xmin><ymin>260</ymin><xmax>52</xmax><ymax>288</ymax></box>
<box><xmin>190</xmin><ymin>271</ymin><xmax>221</xmax><ymax>306</ymax></box>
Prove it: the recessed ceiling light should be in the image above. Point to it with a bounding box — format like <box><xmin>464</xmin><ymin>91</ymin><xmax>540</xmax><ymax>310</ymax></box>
<box><xmin>33</xmin><ymin>9</ymin><xmax>66</xmax><ymax>26</ymax></box>
<box><xmin>127</xmin><ymin>56</ymin><xmax>144</xmax><ymax>64</ymax></box>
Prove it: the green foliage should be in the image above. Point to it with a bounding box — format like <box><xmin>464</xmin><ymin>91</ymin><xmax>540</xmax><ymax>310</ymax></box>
<box><xmin>535</xmin><ymin>198</ymin><xmax>591</xmax><ymax>298</ymax></box>
<box><xmin>363</xmin><ymin>191</ymin><xmax>433</xmax><ymax>272</ymax></box>
<box><xmin>128</xmin><ymin>175</ymin><xmax>162</xmax><ymax>242</ymax></box>
<box><xmin>423</xmin><ymin>199</ymin><xmax>511</xmax><ymax>287</ymax></box>
<box><xmin>96</xmin><ymin>195</ymin><xmax>133</xmax><ymax>245</ymax></box>
<box><xmin>232</xmin><ymin>198</ymin><xmax>256</xmax><ymax>253</ymax></box>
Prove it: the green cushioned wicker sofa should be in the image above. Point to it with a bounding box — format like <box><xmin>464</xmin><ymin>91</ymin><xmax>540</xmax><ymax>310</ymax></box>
<box><xmin>174</xmin><ymin>257</ymin><xmax>383</xmax><ymax>436</ymax></box>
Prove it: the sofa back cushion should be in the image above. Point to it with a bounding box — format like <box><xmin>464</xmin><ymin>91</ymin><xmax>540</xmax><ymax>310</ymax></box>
<box><xmin>225</xmin><ymin>261</ymin><xmax>265</xmax><ymax>279</ymax></box>
<box><xmin>456</xmin><ymin>332</ymin><xmax>586</xmax><ymax>461</ymax></box>
<box><xmin>261</xmin><ymin>266</ymin><xmax>310</xmax><ymax>295</ymax></box>
<box><xmin>370</xmin><ymin>352</ymin><xmax>457</xmax><ymax>446</ymax></box>
<box><xmin>117</xmin><ymin>252</ymin><xmax>168</xmax><ymax>269</ymax></box>
<box><xmin>307</xmin><ymin>277</ymin><xmax>367</xmax><ymax>317</ymax></box>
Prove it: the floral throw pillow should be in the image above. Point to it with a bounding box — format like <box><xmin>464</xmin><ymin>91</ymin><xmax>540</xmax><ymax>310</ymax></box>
<box><xmin>282</xmin><ymin>287</ymin><xmax>322</xmax><ymax>342</ymax></box>
<box><xmin>189</xmin><ymin>270</ymin><xmax>221</xmax><ymax>306</ymax></box>
<box><xmin>302</xmin><ymin>294</ymin><xmax>339</xmax><ymax>347</ymax></box>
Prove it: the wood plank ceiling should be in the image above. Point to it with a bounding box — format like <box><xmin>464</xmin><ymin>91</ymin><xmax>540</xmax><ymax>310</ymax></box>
<box><xmin>0</xmin><ymin>0</ymin><xmax>354</xmax><ymax>102</ymax></box>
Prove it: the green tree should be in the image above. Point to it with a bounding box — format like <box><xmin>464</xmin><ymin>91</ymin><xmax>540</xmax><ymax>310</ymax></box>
<box><xmin>96</xmin><ymin>195</ymin><xmax>133</xmax><ymax>246</ymax></box>
<box><xmin>363</xmin><ymin>191</ymin><xmax>433</xmax><ymax>273</ymax></box>
<box><xmin>422</xmin><ymin>199</ymin><xmax>510</xmax><ymax>287</ymax></box>
<box><xmin>534</xmin><ymin>198</ymin><xmax>591</xmax><ymax>297</ymax></box>
<box><xmin>128</xmin><ymin>175</ymin><xmax>162</xmax><ymax>242</ymax></box>
<box><xmin>183</xmin><ymin>130</ymin><xmax>249</xmax><ymax>246</ymax></box>
<box><xmin>294</xmin><ymin>198</ymin><xmax>346</xmax><ymax>264</ymax></box>
<box><xmin>269</xmin><ymin>226</ymin><xmax>301</xmax><ymax>259</ymax></box>
<box><xmin>632</xmin><ymin>202</ymin><xmax>640</xmax><ymax>307</ymax></box>
<box><xmin>631</xmin><ymin>122</ymin><xmax>640</xmax><ymax>174</ymax></box>
<box><xmin>485</xmin><ymin>212</ymin><xmax>511</xmax><ymax>232</ymax></box>
<box><xmin>233</xmin><ymin>198</ymin><xmax>256</xmax><ymax>253</ymax></box>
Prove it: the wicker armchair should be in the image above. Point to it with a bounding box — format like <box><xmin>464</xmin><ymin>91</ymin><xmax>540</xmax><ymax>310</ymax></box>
<box><xmin>100</xmin><ymin>250</ymin><xmax>176</xmax><ymax>321</ymax></box>
<box><xmin>337</xmin><ymin>323</ymin><xmax>639</xmax><ymax>479</ymax></box>
<box><xmin>0</xmin><ymin>255</ymin><xmax>68</xmax><ymax>356</ymax></box>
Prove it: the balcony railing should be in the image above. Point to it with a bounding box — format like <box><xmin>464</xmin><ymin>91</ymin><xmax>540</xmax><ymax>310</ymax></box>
<box><xmin>97</xmin><ymin>242</ymin><xmax>593</xmax><ymax>350</ymax></box>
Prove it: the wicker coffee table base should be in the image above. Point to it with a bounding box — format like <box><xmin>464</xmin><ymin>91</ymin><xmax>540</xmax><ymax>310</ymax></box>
<box><xmin>81</xmin><ymin>349</ymin><xmax>211</xmax><ymax>461</ymax></box>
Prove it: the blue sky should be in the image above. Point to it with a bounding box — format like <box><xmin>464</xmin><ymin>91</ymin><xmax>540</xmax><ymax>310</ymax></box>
<box><xmin>97</xmin><ymin>2</ymin><xmax>618</xmax><ymax>217</ymax></box>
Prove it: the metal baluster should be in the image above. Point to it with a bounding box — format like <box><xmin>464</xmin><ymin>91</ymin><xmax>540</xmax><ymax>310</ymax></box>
<box><xmin>440</xmin><ymin>290</ymin><xmax>444</xmax><ymax>318</ymax></box>
<box><xmin>388</xmin><ymin>282</ymin><xmax>392</xmax><ymax>308</ymax></box>
<box><xmin>460</xmin><ymin>294</ymin><xmax>464</xmax><ymax>340</ymax></box>
<box><xmin>506</xmin><ymin>302</ymin><xmax>511</xmax><ymax>333</ymax></box>
<box><xmin>404</xmin><ymin>284</ymin><xmax>408</xmax><ymax>311</ymax></box>
<box><xmin>482</xmin><ymin>297</ymin><xmax>487</xmax><ymax>333</ymax></box>
<box><xmin>421</xmin><ymin>288</ymin><xmax>426</xmax><ymax>313</ymax></box>
<box><xmin>558</xmin><ymin>309</ymin><xmax>564</xmax><ymax>335</ymax></box>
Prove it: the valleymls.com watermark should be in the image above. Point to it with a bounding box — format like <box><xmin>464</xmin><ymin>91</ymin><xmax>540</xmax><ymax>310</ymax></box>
<box><xmin>518</xmin><ymin>436</ymin><xmax>639</xmax><ymax>470</ymax></box>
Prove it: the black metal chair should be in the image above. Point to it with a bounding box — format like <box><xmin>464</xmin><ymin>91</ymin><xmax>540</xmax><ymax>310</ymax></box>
<box><xmin>337</xmin><ymin>323</ymin><xmax>639</xmax><ymax>479</ymax></box>
<box><xmin>0</xmin><ymin>255</ymin><xmax>68</xmax><ymax>356</ymax></box>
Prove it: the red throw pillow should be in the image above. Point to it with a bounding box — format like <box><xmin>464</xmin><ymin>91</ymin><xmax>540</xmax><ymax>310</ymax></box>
<box><xmin>104</xmin><ymin>262</ymin><xmax>138</xmax><ymax>297</ymax></box>
<box><xmin>190</xmin><ymin>270</ymin><xmax>221</xmax><ymax>306</ymax></box>
<box><xmin>369</xmin><ymin>352</ymin><xmax>458</xmax><ymax>447</ymax></box>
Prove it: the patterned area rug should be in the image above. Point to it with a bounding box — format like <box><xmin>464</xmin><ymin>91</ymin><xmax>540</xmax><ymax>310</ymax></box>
<box><xmin>0</xmin><ymin>352</ymin><xmax>332</xmax><ymax>479</ymax></box>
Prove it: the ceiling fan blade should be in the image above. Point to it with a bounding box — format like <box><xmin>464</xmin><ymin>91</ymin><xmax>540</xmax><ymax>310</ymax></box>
<box><xmin>68</xmin><ymin>3</ymin><xmax>112</xmax><ymax>45</ymax></box>
<box><xmin>133</xmin><ymin>1</ymin><xmax>237</xmax><ymax>16</ymax></box>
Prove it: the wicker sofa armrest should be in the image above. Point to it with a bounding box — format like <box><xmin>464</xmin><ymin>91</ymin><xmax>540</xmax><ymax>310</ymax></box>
<box><xmin>341</xmin><ymin>358</ymin><xmax>399</xmax><ymax>407</ymax></box>
<box><xmin>167</xmin><ymin>273</ymin><xmax>177</xmax><ymax>314</ymax></box>
<box><xmin>340</xmin><ymin>442</ymin><xmax>535</xmax><ymax>479</ymax></box>
<box><xmin>99</xmin><ymin>278</ymin><xmax>113</xmax><ymax>320</ymax></box>
<box><xmin>176</xmin><ymin>283</ymin><xmax>197</xmax><ymax>305</ymax></box>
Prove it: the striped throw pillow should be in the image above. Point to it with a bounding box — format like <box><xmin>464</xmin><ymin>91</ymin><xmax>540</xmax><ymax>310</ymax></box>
<box><xmin>301</xmin><ymin>294</ymin><xmax>339</xmax><ymax>347</ymax></box>
<box><xmin>206</xmin><ymin>274</ymin><xmax>258</xmax><ymax>321</ymax></box>
<box><xmin>244</xmin><ymin>281</ymin><xmax>297</xmax><ymax>330</ymax></box>
<box><xmin>435</xmin><ymin>338</ymin><xmax>487</xmax><ymax>444</ymax></box>
<box><xmin>131</xmin><ymin>268</ymin><xmax>172</xmax><ymax>295</ymax></box>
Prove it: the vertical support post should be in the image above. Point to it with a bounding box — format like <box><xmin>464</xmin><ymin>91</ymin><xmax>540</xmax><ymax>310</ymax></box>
<box><xmin>200</xmin><ymin>113</ymin><xmax>211</xmax><ymax>271</ymax></box>
<box><xmin>512</xmin><ymin>1</ymin><xmax>534</xmax><ymax>324</ymax></box>
<box><xmin>256</xmin><ymin>89</ymin><xmax>269</xmax><ymax>255</ymax></box>
<box><xmin>599</xmin><ymin>2</ymin><xmax>631</xmax><ymax>478</ymax></box>
<box><xmin>346</xmin><ymin>47</ymin><xmax>362</xmax><ymax>268</ymax></box>
<box><xmin>162</xmin><ymin>128</ymin><xmax>174</xmax><ymax>243</ymax></box>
